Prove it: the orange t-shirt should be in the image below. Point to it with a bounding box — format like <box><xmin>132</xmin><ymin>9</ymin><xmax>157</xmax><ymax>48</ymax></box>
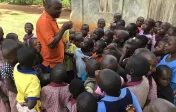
<box><xmin>92</xmin><ymin>53</ymin><xmax>102</xmax><ymax>63</ymax></box>
<box><xmin>36</xmin><ymin>11</ymin><xmax>64</xmax><ymax>68</ymax></box>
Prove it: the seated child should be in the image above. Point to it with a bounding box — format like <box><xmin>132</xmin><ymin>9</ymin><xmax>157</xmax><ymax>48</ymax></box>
<box><xmin>97</xmin><ymin>18</ymin><xmax>106</xmax><ymax>32</ymax></box>
<box><xmin>1</xmin><ymin>39</ymin><xmax>21</xmax><ymax>112</ymax></box>
<box><xmin>157</xmin><ymin>35</ymin><xmax>176</xmax><ymax>105</ymax></box>
<box><xmin>14</xmin><ymin>47</ymin><xmax>40</xmax><ymax>112</ymax></box>
<box><xmin>113</xmin><ymin>13</ymin><xmax>122</xmax><ymax>24</ymax></box>
<box><xmin>67</xmin><ymin>78</ymin><xmax>84</xmax><ymax>112</ymax></box>
<box><xmin>92</xmin><ymin>28</ymin><xmax>104</xmax><ymax>43</ymax></box>
<box><xmin>97</xmin><ymin>69</ymin><xmax>142</xmax><ymax>112</ymax></box>
<box><xmin>81</xmin><ymin>24</ymin><xmax>90</xmax><ymax>38</ymax></box>
<box><xmin>143</xmin><ymin>98</ymin><xmax>176</xmax><ymax>112</ymax></box>
<box><xmin>74</xmin><ymin>38</ymin><xmax>94</xmax><ymax>81</ymax></box>
<box><xmin>102</xmin><ymin>30</ymin><xmax>113</xmax><ymax>45</ymax></box>
<box><xmin>85</xmin><ymin>59</ymin><xmax>100</xmax><ymax>93</ymax></box>
<box><xmin>92</xmin><ymin>40</ymin><xmax>106</xmax><ymax>62</ymax></box>
<box><xmin>41</xmin><ymin>64</ymin><xmax>71</xmax><ymax>112</ymax></box>
<box><xmin>156</xmin><ymin>65</ymin><xmax>174</xmax><ymax>103</ymax></box>
<box><xmin>154</xmin><ymin>39</ymin><xmax>168</xmax><ymax>63</ymax></box>
<box><xmin>74</xmin><ymin>32</ymin><xmax>84</xmax><ymax>48</ymax></box>
<box><xmin>23</xmin><ymin>22</ymin><xmax>37</xmax><ymax>47</ymax></box>
<box><xmin>126</xmin><ymin>23</ymin><xmax>138</xmax><ymax>38</ymax></box>
<box><xmin>124</xmin><ymin>55</ymin><xmax>150</xmax><ymax>108</ymax></box>
<box><xmin>77</xmin><ymin>92</ymin><xmax>97</xmax><ymax>112</ymax></box>
<box><xmin>6</xmin><ymin>33</ymin><xmax>19</xmax><ymax>41</ymax></box>
<box><xmin>136</xmin><ymin>17</ymin><xmax>144</xmax><ymax>31</ymax></box>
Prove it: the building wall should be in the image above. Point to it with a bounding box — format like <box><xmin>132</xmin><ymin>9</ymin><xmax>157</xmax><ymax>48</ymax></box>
<box><xmin>70</xmin><ymin>0</ymin><xmax>176</xmax><ymax>31</ymax></box>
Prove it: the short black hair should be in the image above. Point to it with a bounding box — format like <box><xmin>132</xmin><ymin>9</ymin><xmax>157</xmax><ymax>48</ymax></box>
<box><xmin>116</xmin><ymin>20</ymin><xmax>125</xmax><ymax>27</ymax></box>
<box><xmin>134</xmin><ymin>48</ymin><xmax>150</xmax><ymax>55</ymax></box>
<box><xmin>126</xmin><ymin>23</ymin><xmax>138</xmax><ymax>34</ymax></box>
<box><xmin>25</xmin><ymin>22</ymin><xmax>34</xmax><ymax>28</ymax></box>
<box><xmin>86</xmin><ymin>59</ymin><xmax>100</xmax><ymax>77</ymax></box>
<box><xmin>103</xmin><ymin>48</ymin><xmax>121</xmax><ymax>61</ymax></box>
<box><xmin>77</xmin><ymin>92</ymin><xmax>97</xmax><ymax>112</ymax></box>
<box><xmin>155</xmin><ymin>21</ymin><xmax>162</xmax><ymax>25</ymax></box>
<box><xmin>136</xmin><ymin>35</ymin><xmax>148</xmax><ymax>47</ymax></box>
<box><xmin>127</xmin><ymin>54</ymin><xmax>150</xmax><ymax>77</ymax></box>
<box><xmin>69</xmin><ymin>78</ymin><xmax>84</xmax><ymax>99</ymax></box>
<box><xmin>94</xmin><ymin>28</ymin><xmax>104</xmax><ymax>39</ymax></box>
<box><xmin>97</xmin><ymin>39</ymin><xmax>107</xmax><ymax>49</ymax></box>
<box><xmin>50</xmin><ymin>64</ymin><xmax>67</xmax><ymax>83</ymax></box>
<box><xmin>6</xmin><ymin>33</ymin><xmax>18</xmax><ymax>40</ymax></box>
<box><xmin>86</xmin><ymin>37</ymin><xmax>94</xmax><ymax>47</ymax></box>
<box><xmin>17</xmin><ymin>47</ymin><xmax>37</xmax><ymax>68</ymax></box>
<box><xmin>44</xmin><ymin>0</ymin><xmax>61</xmax><ymax>7</ymax></box>
<box><xmin>38</xmin><ymin>73</ymin><xmax>51</xmax><ymax>87</ymax></box>
<box><xmin>81</xmin><ymin>24</ymin><xmax>89</xmax><ymax>30</ymax></box>
<box><xmin>156</xmin><ymin>65</ymin><xmax>172</xmax><ymax>79</ymax></box>
<box><xmin>146</xmin><ymin>18</ymin><xmax>155</xmax><ymax>28</ymax></box>
<box><xmin>98</xmin><ymin>69</ymin><xmax>121</xmax><ymax>96</ymax></box>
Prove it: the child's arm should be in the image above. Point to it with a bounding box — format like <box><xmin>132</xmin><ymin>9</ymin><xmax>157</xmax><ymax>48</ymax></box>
<box><xmin>0</xmin><ymin>87</ymin><xmax>9</xmax><ymax>103</ymax></box>
<box><xmin>27</xmin><ymin>100</ymin><xmax>37</xmax><ymax>110</ymax></box>
<box><xmin>65</xmin><ymin>52</ymin><xmax>74</xmax><ymax>57</ymax></box>
<box><xmin>4</xmin><ymin>78</ymin><xmax>17</xmax><ymax>94</ymax></box>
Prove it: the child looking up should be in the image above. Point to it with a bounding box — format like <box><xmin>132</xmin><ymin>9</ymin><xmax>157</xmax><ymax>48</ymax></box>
<box><xmin>102</xmin><ymin>30</ymin><xmax>113</xmax><ymax>45</ymax></box>
<box><xmin>85</xmin><ymin>59</ymin><xmax>100</xmax><ymax>93</ymax></box>
<box><xmin>41</xmin><ymin>64</ymin><xmax>71</xmax><ymax>112</ymax></box>
<box><xmin>92</xmin><ymin>40</ymin><xmax>106</xmax><ymax>62</ymax></box>
<box><xmin>97</xmin><ymin>69</ymin><xmax>142</xmax><ymax>112</ymax></box>
<box><xmin>67</xmin><ymin>78</ymin><xmax>84</xmax><ymax>112</ymax></box>
<box><xmin>24</xmin><ymin>22</ymin><xmax>36</xmax><ymax>47</ymax></box>
<box><xmin>14</xmin><ymin>47</ymin><xmax>40</xmax><ymax>112</ymax></box>
<box><xmin>92</xmin><ymin>28</ymin><xmax>104</xmax><ymax>43</ymax></box>
<box><xmin>97</xmin><ymin>18</ymin><xmax>106</xmax><ymax>31</ymax></box>
<box><xmin>77</xmin><ymin>92</ymin><xmax>97</xmax><ymax>112</ymax></box>
<box><xmin>74</xmin><ymin>38</ymin><xmax>94</xmax><ymax>81</ymax></box>
<box><xmin>126</xmin><ymin>23</ymin><xmax>138</xmax><ymax>38</ymax></box>
<box><xmin>156</xmin><ymin>65</ymin><xmax>174</xmax><ymax>103</ymax></box>
<box><xmin>81</xmin><ymin>24</ymin><xmax>90</xmax><ymax>38</ymax></box>
<box><xmin>124</xmin><ymin>55</ymin><xmax>150</xmax><ymax>108</ymax></box>
<box><xmin>158</xmin><ymin>35</ymin><xmax>176</xmax><ymax>105</ymax></box>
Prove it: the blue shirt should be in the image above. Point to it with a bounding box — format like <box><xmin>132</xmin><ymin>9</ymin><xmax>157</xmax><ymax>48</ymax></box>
<box><xmin>97</xmin><ymin>88</ymin><xmax>142</xmax><ymax>112</ymax></box>
<box><xmin>157</xmin><ymin>54</ymin><xmax>176</xmax><ymax>83</ymax></box>
<box><xmin>74</xmin><ymin>48</ymin><xmax>91</xmax><ymax>81</ymax></box>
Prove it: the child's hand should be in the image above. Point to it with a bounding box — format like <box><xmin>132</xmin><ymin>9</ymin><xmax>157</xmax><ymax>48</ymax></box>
<box><xmin>82</xmin><ymin>57</ymin><xmax>89</xmax><ymax>62</ymax></box>
<box><xmin>35</xmin><ymin>42</ymin><xmax>42</xmax><ymax>53</ymax></box>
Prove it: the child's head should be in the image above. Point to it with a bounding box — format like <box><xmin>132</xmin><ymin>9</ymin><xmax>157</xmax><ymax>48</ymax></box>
<box><xmin>126</xmin><ymin>23</ymin><xmax>138</xmax><ymax>38</ymax></box>
<box><xmin>77</xmin><ymin>92</ymin><xmax>97</xmax><ymax>112</ymax></box>
<box><xmin>101</xmin><ymin>55</ymin><xmax>118</xmax><ymax>72</ymax></box>
<box><xmin>113</xmin><ymin>30</ymin><xmax>129</xmax><ymax>46</ymax></box>
<box><xmin>97</xmin><ymin>18</ymin><xmax>106</xmax><ymax>29</ymax></box>
<box><xmin>74</xmin><ymin>32</ymin><xmax>84</xmax><ymax>48</ymax></box>
<box><xmin>164</xmin><ymin>36</ymin><xmax>176</xmax><ymax>54</ymax></box>
<box><xmin>93</xmin><ymin>40</ymin><xmax>106</xmax><ymax>54</ymax></box>
<box><xmin>80</xmin><ymin>38</ymin><xmax>94</xmax><ymax>52</ymax></box>
<box><xmin>92</xmin><ymin>28</ymin><xmax>104</xmax><ymax>42</ymax></box>
<box><xmin>69</xmin><ymin>28</ymin><xmax>75</xmax><ymax>42</ymax></box>
<box><xmin>156</xmin><ymin>65</ymin><xmax>172</xmax><ymax>88</ymax></box>
<box><xmin>136</xmin><ymin>17</ymin><xmax>144</xmax><ymax>27</ymax></box>
<box><xmin>69</xmin><ymin>78</ymin><xmax>84</xmax><ymax>99</ymax></box>
<box><xmin>110</xmin><ymin>23</ymin><xmax>117</xmax><ymax>31</ymax></box>
<box><xmin>143</xmin><ymin>18</ymin><xmax>155</xmax><ymax>32</ymax></box>
<box><xmin>38</xmin><ymin>73</ymin><xmax>51</xmax><ymax>87</ymax></box>
<box><xmin>29</xmin><ymin>38</ymin><xmax>38</xmax><ymax>47</ymax></box>
<box><xmin>17</xmin><ymin>47</ymin><xmax>38</xmax><ymax>69</ymax></box>
<box><xmin>158</xmin><ymin>22</ymin><xmax>172</xmax><ymax>35</ymax></box>
<box><xmin>25</xmin><ymin>22</ymin><xmax>34</xmax><ymax>35</ymax></box>
<box><xmin>155</xmin><ymin>21</ymin><xmax>162</xmax><ymax>28</ymax></box>
<box><xmin>6</xmin><ymin>33</ymin><xmax>19</xmax><ymax>41</ymax></box>
<box><xmin>103</xmin><ymin>30</ymin><xmax>113</xmax><ymax>44</ymax></box>
<box><xmin>2</xmin><ymin>39</ymin><xmax>20</xmax><ymax>66</ymax></box>
<box><xmin>116</xmin><ymin>20</ymin><xmax>125</xmax><ymax>27</ymax></box>
<box><xmin>166</xmin><ymin>26</ymin><xmax>176</xmax><ymax>37</ymax></box>
<box><xmin>135</xmin><ymin>35</ymin><xmax>148</xmax><ymax>47</ymax></box>
<box><xmin>125</xmin><ymin>54</ymin><xmax>150</xmax><ymax>78</ymax></box>
<box><xmin>113</xmin><ymin>13</ymin><xmax>122</xmax><ymax>23</ymax></box>
<box><xmin>0</xmin><ymin>27</ymin><xmax>4</xmax><ymax>40</ymax></box>
<box><xmin>86</xmin><ymin>59</ymin><xmax>100</xmax><ymax>77</ymax></box>
<box><xmin>154</xmin><ymin>39</ymin><xmax>168</xmax><ymax>56</ymax></box>
<box><xmin>103</xmin><ymin>49</ymin><xmax>121</xmax><ymax>62</ymax></box>
<box><xmin>81</xmin><ymin>24</ymin><xmax>89</xmax><ymax>37</ymax></box>
<box><xmin>50</xmin><ymin>64</ymin><xmax>67</xmax><ymax>83</ymax></box>
<box><xmin>97</xmin><ymin>69</ymin><xmax>121</xmax><ymax>96</ymax></box>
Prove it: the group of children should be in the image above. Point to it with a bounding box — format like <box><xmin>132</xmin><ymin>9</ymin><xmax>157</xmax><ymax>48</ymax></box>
<box><xmin>0</xmin><ymin>12</ymin><xmax>176</xmax><ymax>112</ymax></box>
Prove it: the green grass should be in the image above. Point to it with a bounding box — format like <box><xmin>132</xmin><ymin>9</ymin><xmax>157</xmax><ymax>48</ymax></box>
<box><xmin>0</xmin><ymin>9</ymin><xmax>40</xmax><ymax>41</ymax></box>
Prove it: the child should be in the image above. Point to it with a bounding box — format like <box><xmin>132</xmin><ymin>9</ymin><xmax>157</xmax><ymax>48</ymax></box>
<box><xmin>124</xmin><ymin>55</ymin><xmax>150</xmax><ymax>108</ymax></box>
<box><xmin>97</xmin><ymin>18</ymin><xmax>106</xmax><ymax>32</ymax></box>
<box><xmin>74</xmin><ymin>38</ymin><xmax>94</xmax><ymax>81</ymax></box>
<box><xmin>153</xmin><ymin>21</ymin><xmax>162</xmax><ymax>35</ymax></box>
<box><xmin>113</xmin><ymin>13</ymin><xmax>122</xmax><ymax>23</ymax></box>
<box><xmin>64</xmin><ymin>30</ymin><xmax>77</xmax><ymax>83</ymax></box>
<box><xmin>92</xmin><ymin>28</ymin><xmax>104</xmax><ymax>43</ymax></box>
<box><xmin>23</xmin><ymin>22</ymin><xmax>37</xmax><ymax>47</ymax></box>
<box><xmin>116</xmin><ymin>20</ymin><xmax>126</xmax><ymax>27</ymax></box>
<box><xmin>126</xmin><ymin>23</ymin><xmax>138</xmax><ymax>38</ymax></box>
<box><xmin>166</xmin><ymin>26</ymin><xmax>176</xmax><ymax>37</ymax></box>
<box><xmin>41</xmin><ymin>64</ymin><xmax>71</xmax><ymax>112</ymax></box>
<box><xmin>77</xmin><ymin>92</ymin><xmax>97</xmax><ymax>112</ymax></box>
<box><xmin>157</xmin><ymin>35</ymin><xmax>176</xmax><ymax>105</ymax></box>
<box><xmin>85</xmin><ymin>59</ymin><xmax>100</xmax><ymax>93</ymax></box>
<box><xmin>102</xmin><ymin>30</ymin><xmax>113</xmax><ymax>45</ymax></box>
<box><xmin>6</xmin><ymin>33</ymin><xmax>19</xmax><ymax>41</ymax></box>
<box><xmin>97</xmin><ymin>69</ymin><xmax>142</xmax><ymax>112</ymax></box>
<box><xmin>1</xmin><ymin>39</ymin><xmax>21</xmax><ymax>112</ymax></box>
<box><xmin>67</xmin><ymin>78</ymin><xmax>84</xmax><ymax>112</ymax></box>
<box><xmin>13</xmin><ymin>47</ymin><xmax>40</xmax><ymax>112</ymax></box>
<box><xmin>74</xmin><ymin>32</ymin><xmax>84</xmax><ymax>48</ymax></box>
<box><xmin>92</xmin><ymin>40</ymin><xmax>106</xmax><ymax>62</ymax></box>
<box><xmin>80</xmin><ymin>24</ymin><xmax>90</xmax><ymax>38</ymax></box>
<box><xmin>0</xmin><ymin>27</ymin><xmax>4</xmax><ymax>47</ymax></box>
<box><xmin>136</xmin><ymin>17</ymin><xmax>144</xmax><ymax>32</ymax></box>
<box><xmin>156</xmin><ymin>65</ymin><xmax>174</xmax><ymax>103</ymax></box>
<box><xmin>112</xmin><ymin>29</ymin><xmax>129</xmax><ymax>49</ymax></box>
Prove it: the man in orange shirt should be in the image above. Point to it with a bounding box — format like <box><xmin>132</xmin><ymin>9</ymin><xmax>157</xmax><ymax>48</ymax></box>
<box><xmin>36</xmin><ymin>0</ymin><xmax>72</xmax><ymax>72</ymax></box>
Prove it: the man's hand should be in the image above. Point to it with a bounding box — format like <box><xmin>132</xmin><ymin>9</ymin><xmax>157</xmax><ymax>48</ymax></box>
<box><xmin>62</xmin><ymin>21</ymin><xmax>73</xmax><ymax>30</ymax></box>
<box><xmin>34</xmin><ymin>41</ymin><xmax>42</xmax><ymax>53</ymax></box>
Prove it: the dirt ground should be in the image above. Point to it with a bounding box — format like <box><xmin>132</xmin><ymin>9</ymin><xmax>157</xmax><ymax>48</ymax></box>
<box><xmin>0</xmin><ymin>3</ymin><xmax>71</xmax><ymax>19</ymax></box>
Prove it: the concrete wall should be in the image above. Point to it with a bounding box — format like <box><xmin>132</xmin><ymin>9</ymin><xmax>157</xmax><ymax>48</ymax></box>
<box><xmin>71</xmin><ymin>0</ymin><xmax>176</xmax><ymax>31</ymax></box>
